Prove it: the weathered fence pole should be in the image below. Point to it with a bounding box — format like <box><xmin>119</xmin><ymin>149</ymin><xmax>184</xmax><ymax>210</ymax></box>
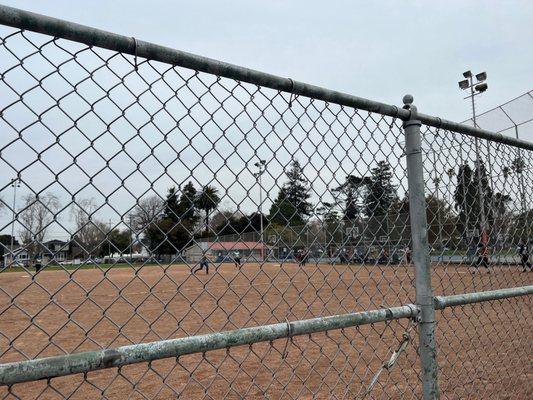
<box><xmin>403</xmin><ymin>94</ymin><xmax>440</xmax><ymax>399</ymax></box>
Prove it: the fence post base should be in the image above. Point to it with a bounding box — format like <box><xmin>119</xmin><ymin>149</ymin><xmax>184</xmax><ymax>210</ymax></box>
<box><xmin>403</xmin><ymin>94</ymin><xmax>440</xmax><ymax>399</ymax></box>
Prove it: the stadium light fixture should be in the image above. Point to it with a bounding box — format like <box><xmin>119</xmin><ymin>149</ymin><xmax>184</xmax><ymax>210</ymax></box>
<box><xmin>462</xmin><ymin>70</ymin><xmax>472</xmax><ymax>78</ymax></box>
<box><xmin>475</xmin><ymin>71</ymin><xmax>487</xmax><ymax>82</ymax></box>
<box><xmin>458</xmin><ymin>79</ymin><xmax>469</xmax><ymax>90</ymax></box>
<box><xmin>475</xmin><ymin>82</ymin><xmax>488</xmax><ymax>92</ymax></box>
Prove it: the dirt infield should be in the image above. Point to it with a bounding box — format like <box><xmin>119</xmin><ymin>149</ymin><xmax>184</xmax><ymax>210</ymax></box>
<box><xmin>0</xmin><ymin>262</ymin><xmax>531</xmax><ymax>399</ymax></box>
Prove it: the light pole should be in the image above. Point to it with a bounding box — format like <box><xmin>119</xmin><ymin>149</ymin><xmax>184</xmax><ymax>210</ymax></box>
<box><xmin>128</xmin><ymin>214</ymin><xmax>133</xmax><ymax>262</ymax></box>
<box><xmin>431</xmin><ymin>148</ymin><xmax>444</xmax><ymax>249</ymax></box>
<box><xmin>459</xmin><ymin>70</ymin><xmax>489</xmax><ymax>249</ymax></box>
<box><xmin>10</xmin><ymin>178</ymin><xmax>21</xmax><ymax>264</ymax></box>
<box><xmin>317</xmin><ymin>202</ymin><xmax>331</xmax><ymax>257</ymax></box>
<box><xmin>330</xmin><ymin>188</ymin><xmax>344</xmax><ymax>253</ymax></box>
<box><xmin>108</xmin><ymin>218</ymin><xmax>112</xmax><ymax>261</ymax></box>
<box><xmin>253</xmin><ymin>160</ymin><xmax>266</xmax><ymax>261</ymax></box>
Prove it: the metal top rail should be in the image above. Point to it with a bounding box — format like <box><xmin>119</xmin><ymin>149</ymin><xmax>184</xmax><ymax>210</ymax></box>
<box><xmin>0</xmin><ymin>4</ymin><xmax>532</xmax><ymax>151</ymax></box>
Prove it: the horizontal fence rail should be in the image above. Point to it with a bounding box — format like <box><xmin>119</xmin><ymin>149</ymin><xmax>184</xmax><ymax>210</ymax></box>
<box><xmin>434</xmin><ymin>285</ymin><xmax>533</xmax><ymax>310</ymax></box>
<box><xmin>1</xmin><ymin>285</ymin><xmax>530</xmax><ymax>387</ymax></box>
<box><xmin>0</xmin><ymin>4</ymin><xmax>531</xmax><ymax>151</ymax></box>
<box><xmin>0</xmin><ymin>305</ymin><xmax>419</xmax><ymax>386</ymax></box>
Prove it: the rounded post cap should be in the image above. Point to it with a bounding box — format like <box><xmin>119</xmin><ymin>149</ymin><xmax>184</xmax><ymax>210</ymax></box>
<box><xmin>403</xmin><ymin>94</ymin><xmax>414</xmax><ymax>105</ymax></box>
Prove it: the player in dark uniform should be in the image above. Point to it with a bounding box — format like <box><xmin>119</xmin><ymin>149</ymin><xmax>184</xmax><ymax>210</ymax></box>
<box><xmin>193</xmin><ymin>252</ymin><xmax>210</xmax><ymax>275</ymax></box>
<box><xmin>518</xmin><ymin>242</ymin><xmax>532</xmax><ymax>272</ymax></box>
<box><xmin>233</xmin><ymin>251</ymin><xmax>242</xmax><ymax>268</ymax></box>
<box><xmin>474</xmin><ymin>242</ymin><xmax>490</xmax><ymax>272</ymax></box>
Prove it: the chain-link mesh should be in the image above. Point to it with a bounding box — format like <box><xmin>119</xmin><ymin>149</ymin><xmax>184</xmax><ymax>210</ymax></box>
<box><xmin>0</xmin><ymin>28</ymin><xmax>421</xmax><ymax>399</ymax></box>
<box><xmin>0</xmin><ymin>14</ymin><xmax>531</xmax><ymax>400</ymax></box>
<box><xmin>436</xmin><ymin>296</ymin><xmax>532</xmax><ymax>399</ymax></box>
<box><xmin>421</xmin><ymin>125</ymin><xmax>532</xmax><ymax>292</ymax></box>
<box><xmin>462</xmin><ymin>90</ymin><xmax>533</xmax><ymax>142</ymax></box>
<box><xmin>421</xmin><ymin>125</ymin><xmax>533</xmax><ymax>398</ymax></box>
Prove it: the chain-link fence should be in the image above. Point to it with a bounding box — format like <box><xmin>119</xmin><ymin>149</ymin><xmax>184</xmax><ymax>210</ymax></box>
<box><xmin>462</xmin><ymin>90</ymin><xmax>533</xmax><ymax>143</ymax></box>
<box><xmin>0</xmin><ymin>5</ymin><xmax>531</xmax><ymax>400</ymax></box>
<box><xmin>419</xmin><ymin>124</ymin><xmax>533</xmax><ymax>399</ymax></box>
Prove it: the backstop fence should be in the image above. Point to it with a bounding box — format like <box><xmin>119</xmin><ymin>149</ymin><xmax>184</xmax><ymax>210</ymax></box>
<box><xmin>0</xmin><ymin>5</ymin><xmax>531</xmax><ymax>399</ymax></box>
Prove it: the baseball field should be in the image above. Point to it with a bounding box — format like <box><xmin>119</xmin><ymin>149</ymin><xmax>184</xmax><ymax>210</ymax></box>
<box><xmin>0</xmin><ymin>261</ymin><xmax>531</xmax><ymax>399</ymax></box>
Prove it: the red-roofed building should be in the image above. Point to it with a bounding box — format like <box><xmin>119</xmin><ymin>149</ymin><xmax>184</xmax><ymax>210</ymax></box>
<box><xmin>185</xmin><ymin>241</ymin><xmax>271</xmax><ymax>263</ymax></box>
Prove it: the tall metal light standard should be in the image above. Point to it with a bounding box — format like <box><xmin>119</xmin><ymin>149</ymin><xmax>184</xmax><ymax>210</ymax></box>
<box><xmin>108</xmin><ymin>218</ymin><xmax>112</xmax><ymax>261</ymax></box>
<box><xmin>458</xmin><ymin>70</ymin><xmax>489</xmax><ymax>248</ymax></box>
<box><xmin>253</xmin><ymin>160</ymin><xmax>266</xmax><ymax>261</ymax></box>
<box><xmin>10</xmin><ymin>178</ymin><xmax>21</xmax><ymax>260</ymax></box>
<box><xmin>330</xmin><ymin>187</ymin><xmax>344</xmax><ymax>253</ymax></box>
<box><xmin>128</xmin><ymin>213</ymin><xmax>133</xmax><ymax>262</ymax></box>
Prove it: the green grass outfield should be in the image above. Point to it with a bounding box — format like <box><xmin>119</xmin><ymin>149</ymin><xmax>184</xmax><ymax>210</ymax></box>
<box><xmin>0</xmin><ymin>262</ymin><xmax>166</xmax><ymax>273</ymax></box>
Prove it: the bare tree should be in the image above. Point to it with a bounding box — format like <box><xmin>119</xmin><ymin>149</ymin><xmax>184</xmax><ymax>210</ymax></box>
<box><xmin>130</xmin><ymin>195</ymin><xmax>164</xmax><ymax>233</ymax></box>
<box><xmin>18</xmin><ymin>192</ymin><xmax>60</xmax><ymax>264</ymax></box>
<box><xmin>70</xmin><ymin>198</ymin><xmax>106</xmax><ymax>258</ymax></box>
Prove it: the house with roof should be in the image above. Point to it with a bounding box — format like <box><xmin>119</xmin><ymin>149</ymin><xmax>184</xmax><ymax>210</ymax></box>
<box><xmin>2</xmin><ymin>240</ymin><xmax>71</xmax><ymax>268</ymax></box>
<box><xmin>40</xmin><ymin>240</ymin><xmax>70</xmax><ymax>263</ymax></box>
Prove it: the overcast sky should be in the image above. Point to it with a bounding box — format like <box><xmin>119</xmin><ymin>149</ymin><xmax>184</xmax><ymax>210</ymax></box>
<box><xmin>4</xmin><ymin>0</ymin><xmax>532</xmax><ymax>121</ymax></box>
<box><xmin>1</xmin><ymin>0</ymin><xmax>532</xmax><ymax>241</ymax></box>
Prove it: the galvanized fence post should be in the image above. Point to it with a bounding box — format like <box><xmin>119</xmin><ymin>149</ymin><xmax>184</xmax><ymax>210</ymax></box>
<box><xmin>402</xmin><ymin>95</ymin><xmax>440</xmax><ymax>399</ymax></box>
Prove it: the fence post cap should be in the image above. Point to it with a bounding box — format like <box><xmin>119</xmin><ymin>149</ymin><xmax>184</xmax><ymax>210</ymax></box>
<box><xmin>403</xmin><ymin>94</ymin><xmax>414</xmax><ymax>105</ymax></box>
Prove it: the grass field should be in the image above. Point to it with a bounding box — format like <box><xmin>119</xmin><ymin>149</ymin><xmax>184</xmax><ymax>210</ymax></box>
<box><xmin>0</xmin><ymin>261</ymin><xmax>531</xmax><ymax>399</ymax></box>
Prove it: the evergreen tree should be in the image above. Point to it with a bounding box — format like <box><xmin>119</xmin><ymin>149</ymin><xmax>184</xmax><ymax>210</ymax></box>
<box><xmin>102</xmin><ymin>229</ymin><xmax>131</xmax><ymax>256</ymax></box>
<box><xmin>393</xmin><ymin>195</ymin><xmax>457</xmax><ymax>248</ymax></box>
<box><xmin>363</xmin><ymin>161</ymin><xmax>398</xmax><ymax>239</ymax></box>
<box><xmin>269</xmin><ymin>188</ymin><xmax>303</xmax><ymax>226</ymax></box>
<box><xmin>145</xmin><ymin>217</ymin><xmax>190</xmax><ymax>255</ymax></box>
<box><xmin>0</xmin><ymin>234</ymin><xmax>19</xmax><ymax>262</ymax></box>
<box><xmin>284</xmin><ymin>160</ymin><xmax>312</xmax><ymax>218</ymax></box>
<box><xmin>473</xmin><ymin>161</ymin><xmax>493</xmax><ymax>224</ymax></box>
<box><xmin>144</xmin><ymin>185</ymin><xmax>194</xmax><ymax>255</ymax></box>
<box><xmin>454</xmin><ymin>163</ymin><xmax>476</xmax><ymax>235</ymax></box>
<box><xmin>333</xmin><ymin>175</ymin><xmax>371</xmax><ymax>221</ymax></box>
<box><xmin>177</xmin><ymin>181</ymin><xmax>199</xmax><ymax>229</ymax></box>
<box><xmin>164</xmin><ymin>187</ymin><xmax>179</xmax><ymax>221</ymax></box>
<box><xmin>269</xmin><ymin>160</ymin><xmax>312</xmax><ymax>226</ymax></box>
<box><xmin>454</xmin><ymin>161</ymin><xmax>494</xmax><ymax>240</ymax></box>
<box><xmin>364</xmin><ymin>161</ymin><xmax>398</xmax><ymax>217</ymax></box>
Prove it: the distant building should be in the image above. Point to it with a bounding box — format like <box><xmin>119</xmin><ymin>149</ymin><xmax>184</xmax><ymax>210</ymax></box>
<box><xmin>185</xmin><ymin>241</ymin><xmax>270</xmax><ymax>263</ymax></box>
<box><xmin>40</xmin><ymin>240</ymin><xmax>70</xmax><ymax>263</ymax></box>
<box><xmin>1</xmin><ymin>245</ymin><xmax>29</xmax><ymax>267</ymax></box>
<box><xmin>2</xmin><ymin>240</ymin><xmax>70</xmax><ymax>268</ymax></box>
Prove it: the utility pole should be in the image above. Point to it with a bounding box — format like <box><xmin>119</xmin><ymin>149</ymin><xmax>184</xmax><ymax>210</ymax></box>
<box><xmin>253</xmin><ymin>160</ymin><xmax>266</xmax><ymax>262</ymax></box>
<box><xmin>129</xmin><ymin>214</ymin><xmax>133</xmax><ymax>262</ymax></box>
<box><xmin>10</xmin><ymin>178</ymin><xmax>21</xmax><ymax>266</ymax></box>
<box><xmin>108</xmin><ymin>218</ymin><xmax>112</xmax><ymax>261</ymax></box>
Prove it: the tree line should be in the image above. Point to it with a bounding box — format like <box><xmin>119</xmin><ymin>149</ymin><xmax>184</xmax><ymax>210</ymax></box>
<box><xmin>2</xmin><ymin>155</ymin><xmax>529</xmax><ymax>262</ymax></box>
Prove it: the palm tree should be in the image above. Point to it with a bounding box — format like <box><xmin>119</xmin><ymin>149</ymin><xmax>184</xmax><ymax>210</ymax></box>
<box><xmin>196</xmin><ymin>185</ymin><xmax>221</xmax><ymax>236</ymax></box>
<box><xmin>502</xmin><ymin>166</ymin><xmax>511</xmax><ymax>182</ymax></box>
<box><xmin>500</xmin><ymin>166</ymin><xmax>512</xmax><ymax>247</ymax></box>
<box><xmin>446</xmin><ymin>168</ymin><xmax>455</xmax><ymax>180</ymax></box>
